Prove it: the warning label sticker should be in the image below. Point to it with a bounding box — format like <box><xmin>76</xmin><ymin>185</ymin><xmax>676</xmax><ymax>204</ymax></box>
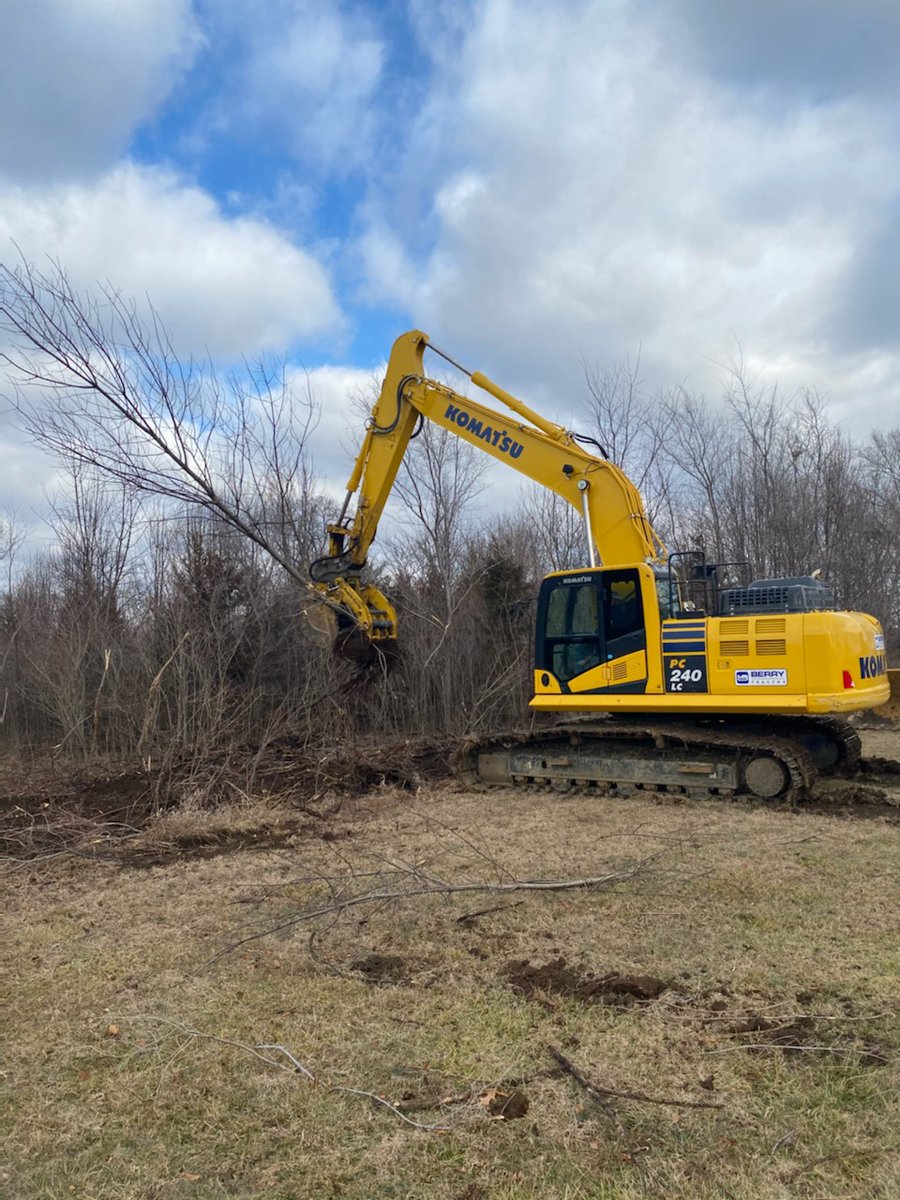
<box><xmin>735</xmin><ymin>669</ymin><xmax>788</xmax><ymax>687</ymax></box>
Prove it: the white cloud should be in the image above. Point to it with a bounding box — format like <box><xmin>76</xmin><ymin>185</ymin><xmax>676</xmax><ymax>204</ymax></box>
<box><xmin>0</xmin><ymin>163</ymin><xmax>342</xmax><ymax>358</ymax></box>
<box><xmin>356</xmin><ymin>223</ymin><xmax>418</xmax><ymax>310</ymax></box>
<box><xmin>358</xmin><ymin>0</ymin><xmax>900</xmax><ymax>432</ymax></box>
<box><xmin>0</xmin><ymin>430</ymin><xmax>68</xmax><ymax>511</ymax></box>
<box><xmin>296</xmin><ymin>364</ymin><xmax>383</xmax><ymax>497</ymax></box>
<box><xmin>0</xmin><ymin>0</ymin><xmax>200</xmax><ymax>181</ymax></box>
<box><xmin>639</xmin><ymin>0</ymin><xmax>900</xmax><ymax>102</ymax></box>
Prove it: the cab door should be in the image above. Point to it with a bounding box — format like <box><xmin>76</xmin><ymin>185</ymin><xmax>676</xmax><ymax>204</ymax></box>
<box><xmin>597</xmin><ymin>568</ymin><xmax>647</xmax><ymax>689</ymax></box>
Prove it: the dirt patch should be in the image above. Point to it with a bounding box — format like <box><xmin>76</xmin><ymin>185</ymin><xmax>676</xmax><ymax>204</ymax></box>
<box><xmin>349</xmin><ymin>952</ymin><xmax>410</xmax><ymax>983</ymax></box>
<box><xmin>484</xmin><ymin>1088</ymin><xmax>530</xmax><ymax>1119</ymax></box>
<box><xmin>858</xmin><ymin>755</ymin><xmax>900</xmax><ymax>777</ymax></box>
<box><xmin>3</xmin><ymin>726</ymin><xmax>898</xmax><ymax>863</ymax></box>
<box><xmin>0</xmin><ymin>736</ymin><xmax>454</xmax><ymax>861</ymax></box>
<box><xmin>804</xmin><ymin>780</ymin><xmax>900</xmax><ymax>819</ymax></box>
<box><xmin>0</xmin><ymin>767</ymin><xmax>154</xmax><ymax>858</ymax></box>
<box><xmin>503</xmin><ymin>957</ymin><xmax>668</xmax><ymax>1005</ymax></box>
<box><xmin>119</xmin><ymin>818</ymin><xmax>331</xmax><ymax>868</ymax></box>
<box><xmin>721</xmin><ymin>1011</ymin><xmax>890</xmax><ymax>1065</ymax></box>
<box><xmin>812</xmin><ymin>782</ymin><xmax>891</xmax><ymax>806</ymax></box>
<box><xmin>229</xmin><ymin>734</ymin><xmax>455</xmax><ymax>801</ymax></box>
<box><xmin>683</xmin><ymin>981</ymin><xmax>896</xmax><ymax>1067</ymax></box>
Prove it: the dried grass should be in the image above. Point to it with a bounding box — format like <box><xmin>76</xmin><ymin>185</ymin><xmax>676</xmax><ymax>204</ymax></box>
<box><xmin>4</xmin><ymin>736</ymin><xmax>900</xmax><ymax>1199</ymax></box>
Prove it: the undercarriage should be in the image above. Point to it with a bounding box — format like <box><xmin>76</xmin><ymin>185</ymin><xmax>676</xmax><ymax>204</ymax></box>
<box><xmin>454</xmin><ymin>714</ymin><xmax>866</xmax><ymax>803</ymax></box>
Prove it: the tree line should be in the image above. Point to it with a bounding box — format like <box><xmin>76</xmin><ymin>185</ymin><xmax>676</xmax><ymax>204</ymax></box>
<box><xmin>0</xmin><ymin>261</ymin><xmax>896</xmax><ymax>764</ymax></box>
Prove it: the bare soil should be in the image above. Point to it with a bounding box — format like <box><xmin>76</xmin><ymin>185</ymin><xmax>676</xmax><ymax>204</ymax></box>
<box><xmin>0</xmin><ymin>736</ymin><xmax>455</xmax><ymax>862</ymax></box>
<box><xmin>503</xmin><ymin>958</ymin><xmax>669</xmax><ymax>1004</ymax></box>
<box><xmin>2</xmin><ymin>723</ymin><xmax>898</xmax><ymax>866</ymax></box>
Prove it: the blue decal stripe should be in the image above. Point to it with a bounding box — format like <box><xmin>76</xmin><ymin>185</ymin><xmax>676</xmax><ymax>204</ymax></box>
<box><xmin>663</xmin><ymin>642</ymin><xmax>706</xmax><ymax>653</ymax></box>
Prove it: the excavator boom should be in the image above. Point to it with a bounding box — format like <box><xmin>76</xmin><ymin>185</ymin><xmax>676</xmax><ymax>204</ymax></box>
<box><xmin>310</xmin><ymin>330</ymin><xmax>665</xmax><ymax>646</ymax></box>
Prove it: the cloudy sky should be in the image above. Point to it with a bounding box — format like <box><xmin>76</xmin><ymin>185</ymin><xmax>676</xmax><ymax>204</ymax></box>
<box><xmin>2</xmin><ymin>0</ymin><xmax>899</xmax><ymax>529</ymax></box>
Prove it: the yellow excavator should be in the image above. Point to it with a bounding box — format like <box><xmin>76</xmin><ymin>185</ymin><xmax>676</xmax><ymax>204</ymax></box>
<box><xmin>311</xmin><ymin>331</ymin><xmax>890</xmax><ymax>801</ymax></box>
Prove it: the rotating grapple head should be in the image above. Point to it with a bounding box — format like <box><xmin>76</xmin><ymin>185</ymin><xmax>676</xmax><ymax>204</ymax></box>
<box><xmin>305</xmin><ymin>576</ymin><xmax>400</xmax><ymax>676</ymax></box>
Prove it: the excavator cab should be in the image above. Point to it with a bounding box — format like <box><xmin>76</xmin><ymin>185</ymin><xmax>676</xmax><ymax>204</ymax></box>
<box><xmin>658</xmin><ymin>552</ymin><xmax>749</xmax><ymax>618</ymax></box>
<box><xmin>534</xmin><ymin>565</ymin><xmax>654</xmax><ymax>694</ymax></box>
<box><xmin>532</xmin><ymin>553</ymin><xmax>889</xmax><ymax>722</ymax></box>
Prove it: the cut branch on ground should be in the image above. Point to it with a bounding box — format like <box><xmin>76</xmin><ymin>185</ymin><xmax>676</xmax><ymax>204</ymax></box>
<box><xmin>207</xmin><ymin>860</ymin><xmax>654</xmax><ymax>967</ymax></box>
<box><xmin>547</xmin><ymin>1045</ymin><xmax>724</xmax><ymax>1111</ymax></box>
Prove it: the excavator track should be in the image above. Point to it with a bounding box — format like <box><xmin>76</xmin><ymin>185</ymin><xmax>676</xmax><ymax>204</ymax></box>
<box><xmin>731</xmin><ymin>714</ymin><xmax>862</xmax><ymax>773</ymax></box>
<box><xmin>452</xmin><ymin>715</ymin><xmax>869</xmax><ymax>804</ymax></box>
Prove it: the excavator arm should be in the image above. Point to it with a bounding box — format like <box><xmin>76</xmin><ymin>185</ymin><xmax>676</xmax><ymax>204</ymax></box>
<box><xmin>310</xmin><ymin>330</ymin><xmax>667</xmax><ymax>650</ymax></box>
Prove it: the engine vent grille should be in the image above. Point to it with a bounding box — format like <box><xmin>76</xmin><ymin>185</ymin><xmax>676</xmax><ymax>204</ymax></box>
<box><xmin>720</xmin><ymin>581</ymin><xmax>836</xmax><ymax>614</ymax></box>
<box><xmin>756</xmin><ymin>639</ymin><xmax>787</xmax><ymax>656</ymax></box>
<box><xmin>720</xmin><ymin>620</ymin><xmax>749</xmax><ymax>636</ymax></box>
<box><xmin>612</xmin><ymin>661</ymin><xmax>628</xmax><ymax>681</ymax></box>
<box><xmin>720</xmin><ymin>640</ymin><xmax>750</xmax><ymax>655</ymax></box>
<box><xmin>756</xmin><ymin>618</ymin><xmax>786</xmax><ymax>634</ymax></box>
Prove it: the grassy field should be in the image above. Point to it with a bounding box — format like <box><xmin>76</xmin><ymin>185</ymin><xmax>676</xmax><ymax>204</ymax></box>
<box><xmin>4</xmin><ymin>735</ymin><xmax>899</xmax><ymax>1199</ymax></box>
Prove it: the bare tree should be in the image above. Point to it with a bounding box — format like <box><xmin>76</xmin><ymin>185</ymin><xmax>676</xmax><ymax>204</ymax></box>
<box><xmin>659</xmin><ymin>386</ymin><xmax>732</xmax><ymax>562</ymax></box>
<box><xmin>0</xmin><ymin>258</ymin><xmax>322</xmax><ymax>586</ymax></box>
<box><xmin>0</xmin><ymin>509</ymin><xmax>26</xmax><ymax>745</ymax></box>
<box><xmin>373</xmin><ymin>423</ymin><xmax>491</xmax><ymax>734</ymax></box>
<box><xmin>388</xmin><ymin>420</ymin><xmax>487</xmax><ymax>620</ymax></box>
<box><xmin>582</xmin><ymin>350</ymin><xmax>676</xmax><ymax>535</ymax></box>
<box><xmin>521</xmin><ymin>486</ymin><xmax>586</xmax><ymax>572</ymax></box>
<box><xmin>0</xmin><ymin>508</ymin><xmax>26</xmax><ymax>588</ymax></box>
<box><xmin>0</xmin><ymin>259</ymin><xmax>353</xmax><ymax>759</ymax></box>
<box><xmin>859</xmin><ymin>427</ymin><xmax>900</xmax><ymax>646</ymax></box>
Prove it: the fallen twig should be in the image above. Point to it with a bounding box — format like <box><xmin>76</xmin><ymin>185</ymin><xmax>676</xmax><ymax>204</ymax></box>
<box><xmin>546</xmin><ymin>1045</ymin><xmax>630</xmax><ymax>1143</ymax></box>
<box><xmin>394</xmin><ymin>1065</ymin><xmax>562</xmax><ymax>1113</ymax></box>
<box><xmin>135</xmin><ymin>1018</ymin><xmax>454</xmax><ymax>1132</ymax></box>
<box><xmin>704</xmin><ymin>1043</ymin><xmax>889</xmax><ymax>1063</ymax></box>
<box><xmin>394</xmin><ymin>1088</ymin><xmax>474</xmax><ymax>1113</ymax></box>
<box><xmin>257</xmin><ymin>1043</ymin><xmax>316</xmax><ymax>1080</ymax></box>
<box><xmin>335</xmin><ymin>1086</ymin><xmax>451</xmax><ymax>1131</ymax></box>
<box><xmin>768</xmin><ymin>1130</ymin><xmax>798</xmax><ymax>1157</ymax></box>
<box><xmin>547</xmin><ymin>1045</ymin><xmax>724</xmax><ymax>1110</ymax></box>
<box><xmin>455</xmin><ymin>900</ymin><xmax>525</xmax><ymax>925</ymax></box>
<box><xmin>789</xmin><ymin>1148</ymin><xmax>884</xmax><ymax>1182</ymax></box>
<box><xmin>206</xmin><ymin>864</ymin><xmax>649</xmax><ymax>967</ymax></box>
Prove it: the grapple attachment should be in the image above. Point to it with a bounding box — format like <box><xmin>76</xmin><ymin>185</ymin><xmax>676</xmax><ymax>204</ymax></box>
<box><xmin>333</xmin><ymin>623</ymin><xmax>401</xmax><ymax>673</ymax></box>
<box><xmin>305</xmin><ymin>575</ymin><xmax>400</xmax><ymax>674</ymax></box>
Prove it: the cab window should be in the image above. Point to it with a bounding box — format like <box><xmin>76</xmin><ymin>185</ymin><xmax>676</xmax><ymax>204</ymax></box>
<box><xmin>606</xmin><ymin>576</ymin><xmax>641</xmax><ymax>638</ymax></box>
<box><xmin>538</xmin><ymin>580</ymin><xmax>601</xmax><ymax>682</ymax></box>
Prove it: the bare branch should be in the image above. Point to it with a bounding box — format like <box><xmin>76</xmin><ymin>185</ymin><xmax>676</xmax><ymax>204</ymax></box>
<box><xmin>206</xmin><ymin>862</ymin><xmax>650</xmax><ymax>967</ymax></box>
<box><xmin>548</xmin><ymin>1045</ymin><xmax>724</xmax><ymax>1110</ymax></box>
<box><xmin>0</xmin><ymin>258</ymin><xmax>323</xmax><ymax>587</ymax></box>
<box><xmin>134</xmin><ymin>1017</ymin><xmax>454</xmax><ymax>1132</ymax></box>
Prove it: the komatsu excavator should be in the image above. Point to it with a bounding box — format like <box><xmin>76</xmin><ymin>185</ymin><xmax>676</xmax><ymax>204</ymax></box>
<box><xmin>310</xmin><ymin>331</ymin><xmax>890</xmax><ymax>801</ymax></box>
